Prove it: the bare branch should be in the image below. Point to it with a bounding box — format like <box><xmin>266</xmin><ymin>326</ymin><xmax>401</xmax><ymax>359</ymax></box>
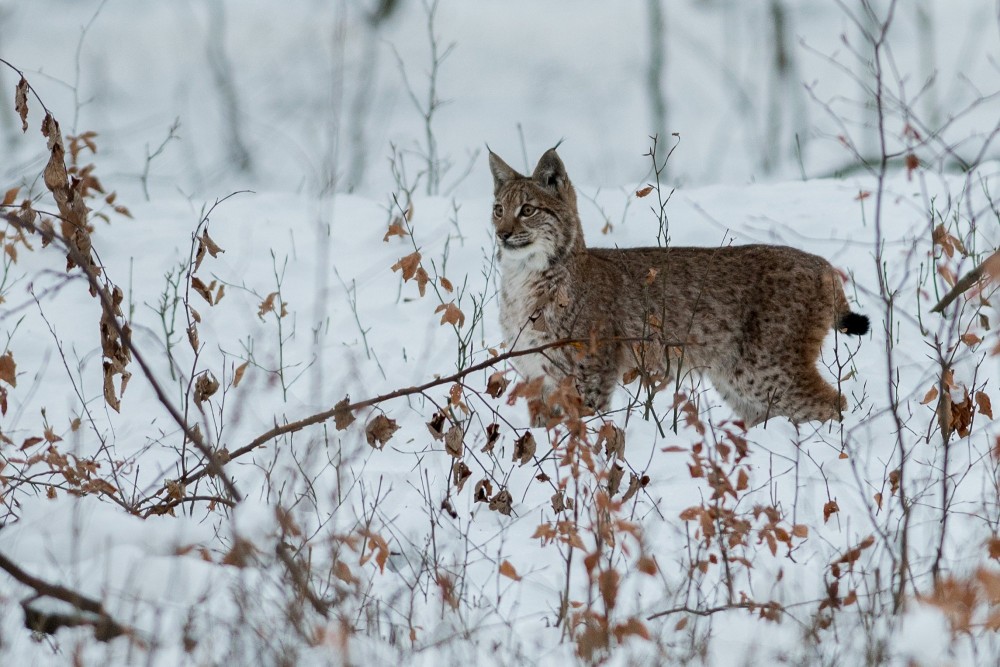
<box><xmin>0</xmin><ymin>551</ymin><xmax>131</xmax><ymax>641</ymax></box>
<box><xmin>930</xmin><ymin>249</ymin><xmax>1000</xmax><ymax>313</ymax></box>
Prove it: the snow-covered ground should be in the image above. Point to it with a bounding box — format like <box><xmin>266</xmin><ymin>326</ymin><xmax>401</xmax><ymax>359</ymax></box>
<box><xmin>1</xmin><ymin>1</ymin><xmax>999</xmax><ymax>665</ymax></box>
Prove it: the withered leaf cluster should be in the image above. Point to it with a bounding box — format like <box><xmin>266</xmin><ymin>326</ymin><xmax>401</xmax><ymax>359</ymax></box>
<box><xmin>9</xmin><ymin>79</ymin><xmax>137</xmax><ymax>412</ymax></box>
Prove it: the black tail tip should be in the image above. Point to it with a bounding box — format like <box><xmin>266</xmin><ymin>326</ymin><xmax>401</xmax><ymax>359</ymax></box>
<box><xmin>839</xmin><ymin>312</ymin><xmax>870</xmax><ymax>336</ymax></box>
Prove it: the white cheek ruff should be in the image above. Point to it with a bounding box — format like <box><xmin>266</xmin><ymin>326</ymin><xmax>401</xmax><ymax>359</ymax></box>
<box><xmin>500</xmin><ymin>242</ymin><xmax>549</xmax><ymax>271</ymax></box>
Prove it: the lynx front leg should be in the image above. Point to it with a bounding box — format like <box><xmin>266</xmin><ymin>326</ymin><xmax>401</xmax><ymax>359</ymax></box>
<box><xmin>569</xmin><ymin>349</ymin><xmax>616</xmax><ymax>413</ymax></box>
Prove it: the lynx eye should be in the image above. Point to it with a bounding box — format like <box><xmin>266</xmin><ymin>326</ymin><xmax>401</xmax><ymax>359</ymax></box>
<box><xmin>520</xmin><ymin>204</ymin><xmax>536</xmax><ymax>217</ymax></box>
<box><xmin>493</xmin><ymin>204</ymin><xmax>503</xmax><ymax>218</ymax></box>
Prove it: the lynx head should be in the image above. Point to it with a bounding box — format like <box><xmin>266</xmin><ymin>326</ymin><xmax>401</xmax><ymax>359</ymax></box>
<box><xmin>488</xmin><ymin>148</ymin><xmax>585</xmax><ymax>266</ymax></box>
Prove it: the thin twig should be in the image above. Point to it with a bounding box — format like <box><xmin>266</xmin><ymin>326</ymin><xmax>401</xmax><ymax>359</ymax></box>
<box><xmin>3</xmin><ymin>210</ymin><xmax>244</xmax><ymax>503</ymax></box>
<box><xmin>142</xmin><ymin>334</ymin><xmax>676</xmax><ymax>510</ymax></box>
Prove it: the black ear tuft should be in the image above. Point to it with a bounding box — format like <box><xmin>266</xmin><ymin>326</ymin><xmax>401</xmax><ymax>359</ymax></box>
<box><xmin>531</xmin><ymin>148</ymin><xmax>569</xmax><ymax>193</ymax></box>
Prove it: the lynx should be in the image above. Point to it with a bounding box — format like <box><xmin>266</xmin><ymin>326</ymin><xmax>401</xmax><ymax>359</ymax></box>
<box><xmin>489</xmin><ymin>148</ymin><xmax>869</xmax><ymax>427</ymax></box>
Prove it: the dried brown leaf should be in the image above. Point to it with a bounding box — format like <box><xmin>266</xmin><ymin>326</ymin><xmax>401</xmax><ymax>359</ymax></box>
<box><xmin>512</xmin><ymin>431</ymin><xmax>536</xmax><ymax>465</ymax></box>
<box><xmin>976</xmin><ymin>391</ymin><xmax>993</xmax><ymax>420</ymax></box>
<box><xmin>635</xmin><ymin>185</ymin><xmax>654</xmax><ymax>198</ymax></box>
<box><xmin>191</xmin><ymin>277</ymin><xmax>215</xmax><ymax>305</ymax></box>
<box><xmin>20</xmin><ymin>436</ymin><xmax>43</xmax><ymax>450</ymax></box>
<box><xmin>483</xmin><ymin>422</ymin><xmax>500</xmax><ymax>453</ymax></box>
<box><xmin>452</xmin><ymin>460</ymin><xmax>471</xmax><ymax>492</ymax></box>
<box><xmin>488</xmin><ymin>488</ymin><xmax>513</xmax><ymax>515</ymax></box>
<box><xmin>202</xmin><ymin>230</ymin><xmax>224</xmax><ymax>258</ymax></box>
<box><xmin>614</xmin><ymin>618</ymin><xmax>650</xmax><ymax>642</ymax></box>
<box><xmin>0</xmin><ymin>351</ymin><xmax>16</xmax><ymax>388</ymax></box>
<box><xmin>44</xmin><ymin>145</ymin><xmax>68</xmax><ymax>195</ymax></box>
<box><xmin>103</xmin><ymin>362</ymin><xmax>121</xmax><ymax>412</ymax></box>
<box><xmin>194</xmin><ymin>372</ymin><xmax>220</xmax><ymax>404</ymax></box>
<box><xmin>961</xmin><ymin>333</ymin><xmax>981</xmax><ymax>347</ymax></box>
<box><xmin>474</xmin><ymin>478</ymin><xmax>493</xmax><ymax>503</ymax></box>
<box><xmin>435</xmin><ymin>301</ymin><xmax>466</xmax><ymax>328</ymax></box>
<box><xmin>551</xmin><ymin>490</ymin><xmax>569</xmax><ymax>514</ymax></box>
<box><xmin>382</xmin><ymin>219</ymin><xmax>408</xmax><ymax>242</ymax></box>
<box><xmin>638</xmin><ymin>556</ymin><xmax>657</xmax><ymax>576</ymax></box>
<box><xmin>232</xmin><ymin>360</ymin><xmax>249</xmax><ymax>388</ymax></box>
<box><xmin>2</xmin><ymin>186</ymin><xmax>18</xmax><ymax>207</ymax></box>
<box><xmin>391</xmin><ymin>251</ymin><xmax>421</xmax><ymax>282</ymax></box>
<box><xmin>444</xmin><ymin>424</ymin><xmax>464</xmax><ymax>458</ymax></box>
<box><xmin>333</xmin><ymin>397</ymin><xmax>355</xmax><ymax>430</ymax></box>
<box><xmin>621</xmin><ymin>473</ymin><xmax>641</xmax><ymax>502</ymax></box>
<box><xmin>486</xmin><ymin>371</ymin><xmax>509</xmax><ymax>399</ymax></box>
<box><xmin>221</xmin><ymin>538</ymin><xmax>256</xmax><ymax>568</ymax></box>
<box><xmin>258</xmin><ymin>291</ymin><xmax>278</xmax><ymax>319</ymax></box>
<box><xmin>333</xmin><ymin>561</ymin><xmax>357</xmax><ymax>585</ymax></box>
<box><xmin>499</xmin><ymin>560</ymin><xmax>522</xmax><ymax>581</ymax></box>
<box><xmin>15</xmin><ymin>77</ymin><xmax>28</xmax><ymax>132</ymax></box>
<box><xmin>597</xmin><ymin>422</ymin><xmax>626</xmax><ymax>459</ymax></box>
<box><xmin>414</xmin><ymin>267</ymin><xmax>430</xmax><ymax>296</ymax></box>
<box><xmin>988</xmin><ymin>536</ymin><xmax>1000</xmax><ymax>561</ymax></box>
<box><xmin>889</xmin><ymin>469</ymin><xmax>900</xmax><ymax>494</ymax></box>
<box><xmin>921</xmin><ymin>386</ymin><xmax>939</xmax><ymax>405</ymax></box>
<box><xmin>426</xmin><ymin>411</ymin><xmax>446</xmax><ymax>440</ymax></box>
<box><xmin>736</xmin><ymin>468</ymin><xmax>749</xmax><ymax>492</ymax></box>
<box><xmin>193</xmin><ymin>242</ymin><xmax>207</xmax><ymax>273</ymax></box>
<box><xmin>365</xmin><ymin>414</ymin><xmax>399</xmax><ymax>449</ymax></box>
<box><xmin>608</xmin><ymin>462</ymin><xmax>625</xmax><ymax>496</ymax></box>
<box><xmin>938</xmin><ymin>263</ymin><xmax>957</xmax><ymax>287</ymax></box>
<box><xmin>951</xmin><ymin>390</ymin><xmax>974</xmax><ymax>438</ymax></box>
<box><xmin>765</xmin><ymin>531</ymin><xmax>777</xmax><ymax>556</ymax></box>
<box><xmin>598</xmin><ymin>569</ymin><xmax>620</xmax><ymax>611</ymax></box>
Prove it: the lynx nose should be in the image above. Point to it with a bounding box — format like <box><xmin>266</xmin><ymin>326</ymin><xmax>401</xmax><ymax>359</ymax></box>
<box><xmin>497</xmin><ymin>230</ymin><xmax>512</xmax><ymax>242</ymax></box>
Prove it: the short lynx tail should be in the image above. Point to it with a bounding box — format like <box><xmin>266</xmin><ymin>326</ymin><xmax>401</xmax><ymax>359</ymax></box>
<box><xmin>838</xmin><ymin>312</ymin><xmax>870</xmax><ymax>336</ymax></box>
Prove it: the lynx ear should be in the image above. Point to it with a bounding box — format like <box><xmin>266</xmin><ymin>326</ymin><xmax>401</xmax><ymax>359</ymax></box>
<box><xmin>531</xmin><ymin>148</ymin><xmax>570</xmax><ymax>194</ymax></box>
<box><xmin>488</xmin><ymin>151</ymin><xmax>523</xmax><ymax>193</ymax></box>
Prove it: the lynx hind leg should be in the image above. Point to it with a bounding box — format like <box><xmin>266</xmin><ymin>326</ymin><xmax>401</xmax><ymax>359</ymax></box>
<box><xmin>707</xmin><ymin>369</ymin><xmax>768</xmax><ymax>427</ymax></box>
<box><xmin>755</xmin><ymin>335</ymin><xmax>846</xmax><ymax>424</ymax></box>
<box><xmin>777</xmin><ymin>367</ymin><xmax>846</xmax><ymax>424</ymax></box>
<box><xmin>717</xmin><ymin>360</ymin><xmax>844</xmax><ymax>427</ymax></box>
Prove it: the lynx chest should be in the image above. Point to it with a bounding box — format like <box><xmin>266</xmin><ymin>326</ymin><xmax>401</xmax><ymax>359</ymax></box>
<box><xmin>499</xmin><ymin>259</ymin><xmax>562</xmax><ymax>382</ymax></box>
